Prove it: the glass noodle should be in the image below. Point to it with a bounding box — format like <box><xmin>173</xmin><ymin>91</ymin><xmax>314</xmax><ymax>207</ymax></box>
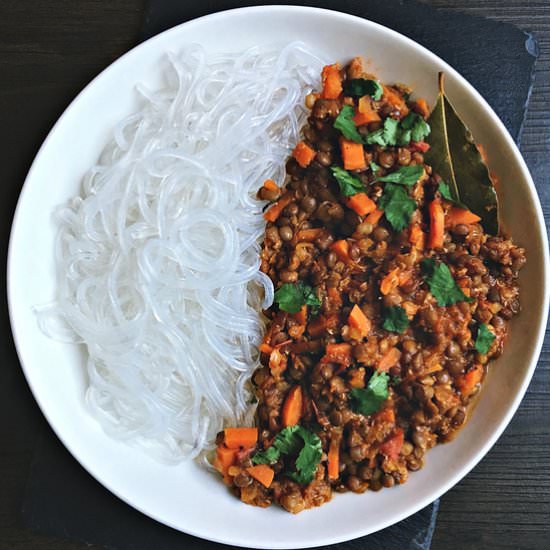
<box><xmin>36</xmin><ymin>43</ymin><xmax>327</xmax><ymax>464</ymax></box>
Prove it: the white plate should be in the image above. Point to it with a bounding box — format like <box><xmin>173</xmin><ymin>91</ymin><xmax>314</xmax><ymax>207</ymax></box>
<box><xmin>7</xmin><ymin>6</ymin><xmax>550</xmax><ymax>549</ymax></box>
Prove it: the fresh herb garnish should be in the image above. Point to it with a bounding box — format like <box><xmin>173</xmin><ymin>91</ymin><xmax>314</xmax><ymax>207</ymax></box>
<box><xmin>375</xmin><ymin>165</ymin><xmax>424</xmax><ymax>186</ymax></box>
<box><xmin>333</xmin><ymin>104</ymin><xmax>363</xmax><ymax>143</ymax></box>
<box><xmin>420</xmin><ymin>258</ymin><xmax>472</xmax><ymax>306</ymax></box>
<box><xmin>378</xmin><ymin>183</ymin><xmax>417</xmax><ymax>231</ymax></box>
<box><xmin>252</xmin><ymin>425</ymin><xmax>322</xmax><ymax>485</ymax></box>
<box><xmin>364</xmin><ymin>114</ymin><xmax>429</xmax><ymax>148</ymax></box>
<box><xmin>252</xmin><ymin>426</ymin><xmax>300</xmax><ymax>464</ymax></box>
<box><xmin>475</xmin><ymin>323</ymin><xmax>496</xmax><ymax>355</ymax></box>
<box><xmin>400</xmin><ymin>112</ymin><xmax>431</xmax><ymax>142</ymax></box>
<box><xmin>370</xmin><ymin>161</ymin><xmax>381</xmax><ymax>173</ymax></box>
<box><xmin>365</xmin><ymin>117</ymin><xmax>399</xmax><ymax>146</ymax></box>
<box><xmin>350</xmin><ymin>371</ymin><xmax>390</xmax><ymax>416</ymax></box>
<box><xmin>286</xmin><ymin>428</ymin><xmax>323</xmax><ymax>484</ymax></box>
<box><xmin>274</xmin><ymin>282</ymin><xmax>321</xmax><ymax>314</ymax></box>
<box><xmin>331</xmin><ymin>166</ymin><xmax>365</xmax><ymax>196</ymax></box>
<box><xmin>382</xmin><ymin>306</ymin><xmax>410</xmax><ymax>333</ymax></box>
<box><xmin>345</xmin><ymin>78</ymin><xmax>383</xmax><ymax>100</ymax></box>
<box><xmin>397</xmin><ymin>128</ymin><xmax>412</xmax><ymax>146</ymax></box>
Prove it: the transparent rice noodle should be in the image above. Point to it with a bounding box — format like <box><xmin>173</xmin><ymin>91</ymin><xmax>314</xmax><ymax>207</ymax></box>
<box><xmin>37</xmin><ymin>43</ymin><xmax>326</xmax><ymax>464</ymax></box>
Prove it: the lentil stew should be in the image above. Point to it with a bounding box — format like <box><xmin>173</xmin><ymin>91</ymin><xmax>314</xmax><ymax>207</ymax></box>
<box><xmin>213</xmin><ymin>57</ymin><xmax>525</xmax><ymax>513</ymax></box>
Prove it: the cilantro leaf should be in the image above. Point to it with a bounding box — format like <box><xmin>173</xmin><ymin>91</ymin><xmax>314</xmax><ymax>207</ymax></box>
<box><xmin>370</xmin><ymin>161</ymin><xmax>380</xmax><ymax>173</ymax></box>
<box><xmin>252</xmin><ymin>425</ymin><xmax>301</xmax><ymax>465</ymax></box>
<box><xmin>475</xmin><ymin>323</ymin><xmax>496</xmax><ymax>355</ymax></box>
<box><xmin>302</xmin><ymin>283</ymin><xmax>322</xmax><ymax>313</ymax></box>
<box><xmin>350</xmin><ymin>371</ymin><xmax>390</xmax><ymax>416</ymax></box>
<box><xmin>364</xmin><ymin>113</ymin><xmax>430</xmax><ymax>148</ymax></box>
<box><xmin>274</xmin><ymin>282</ymin><xmax>320</xmax><ymax>314</ymax></box>
<box><xmin>251</xmin><ymin>445</ymin><xmax>280</xmax><ymax>465</ymax></box>
<box><xmin>396</xmin><ymin>128</ymin><xmax>412</xmax><ymax>146</ymax></box>
<box><xmin>286</xmin><ymin>427</ymin><xmax>323</xmax><ymax>485</ymax></box>
<box><xmin>331</xmin><ymin>166</ymin><xmax>365</xmax><ymax>197</ymax></box>
<box><xmin>400</xmin><ymin>112</ymin><xmax>431</xmax><ymax>142</ymax></box>
<box><xmin>383</xmin><ymin>306</ymin><xmax>410</xmax><ymax>333</ymax></box>
<box><xmin>438</xmin><ymin>181</ymin><xmax>454</xmax><ymax>202</ymax></box>
<box><xmin>252</xmin><ymin>425</ymin><xmax>322</xmax><ymax>485</ymax></box>
<box><xmin>438</xmin><ymin>182</ymin><xmax>468</xmax><ymax>209</ymax></box>
<box><xmin>375</xmin><ymin>165</ymin><xmax>424</xmax><ymax>186</ymax></box>
<box><xmin>420</xmin><ymin>258</ymin><xmax>472</xmax><ymax>306</ymax></box>
<box><xmin>344</xmin><ymin>78</ymin><xmax>383</xmax><ymax>100</ymax></box>
<box><xmin>333</xmin><ymin>104</ymin><xmax>363</xmax><ymax>143</ymax></box>
<box><xmin>365</xmin><ymin>117</ymin><xmax>399</xmax><ymax>146</ymax></box>
<box><xmin>378</xmin><ymin>183</ymin><xmax>417</xmax><ymax>231</ymax></box>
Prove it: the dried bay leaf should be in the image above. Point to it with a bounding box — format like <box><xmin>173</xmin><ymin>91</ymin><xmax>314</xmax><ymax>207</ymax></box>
<box><xmin>425</xmin><ymin>73</ymin><xmax>499</xmax><ymax>234</ymax></box>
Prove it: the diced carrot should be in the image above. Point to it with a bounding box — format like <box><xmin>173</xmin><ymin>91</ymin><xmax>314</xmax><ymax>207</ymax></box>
<box><xmin>262</xmin><ymin>179</ymin><xmax>279</xmax><ymax>192</ymax></box>
<box><xmin>327</xmin><ymin>286</ymin><xmax>343</xmax><ymax>309</ymax></box>
<box><xmin>379</xmin><ymin>428</ymin><xmax>404</xmax><ymax>460</ymax></box>
<box><xmin>365</xmin><ymin>208</ymin><xmax>384</xmax><ymax>225</ymax></box>
<box><xmin>445</xmin><ymin>206</ymin><xmax>481</xmax><ymax>227</ymax></box>
<box><xmin>293</xmin><ymin>305</ymin><xmax>307</xmax><ymax>326</ymax></box>
<box><xmin>455</xmin><ymin>364</ymin><xmax>484</xmax><ymax>397</ymax></box>
<box><xmin>268</xmin><ymin>348</ymin><xmax>287</xmax><ymax>377</ymax></box>
<box><xmin>348</xmin><ymin>304</ymin><xmax>371</xmax><ymax>338</ymax></box>
<box><xmin>321</xmin><ymin>64</ymin><xmax>343</xmax><ymax>99</ymax></box>
<box><xmin>354</xmin><ymin>99</ymin><xmax>381</xmax><ymax>126</ymax></box>
<box><xmin>281</xmin><ymin>386</ymin><xmax>303</xmax><ymax>427</ymax></box>
<box><xmin>346</xmin><ymin>192</ymin><xmax>377</xmax><ymax>216</ymax></box>
<box><xmin>296</xmin><ymin>228</ymin><xmax>323</xmax><ymax>242</ymax></box>
<box><xmin>358</xmin><ymin>95</ymin><xmax>381</xmax><ymax>115</ymax></box>
<box><xmin>246</xmin><ymin>464</ymin><xmax>275</xmax><ymax>488</ymax></box>
<box><xmin>375</xmin><ymin>407</ymin><xmax>396</xmax><ymax>424</ymax></box>
<box><xmin>292</xmin><ymin>141</ymin><xmax>316</xmax><ymax>168</ymax></box>
<box><xmin>224</xmin><ymin>427</ymin><xmax>258</xmax><ymax>449</ymax></box>
<box><xmin>263</xmin><ymin>193</ymin><xmax>292</xmax><ymax>222</ymax></box>
<box><xmin>382</xmin><ymin>86</ymin><xmax>409</xmax><ymax>115</ymax></box>
<box><xmin>347</xmin><ymin>368</ymin><xmax>366</xmax><ymax>389</ymax></box>
<box><xmin>409</xmin><ymin>223</ymin><xmax>425</xmax><ymax>250</ymax></box>
<box><xmin>330</xmin><ymin>239</ymin><xmax>351</xmax><ymax>263</ymax></box>
<box><xmin>414</xmin><ymin>98</ymin><xmax>430</xmax><ymax>118</ymax></box>
<box><xmin>259</xmin><ymin>343</ymin><xmax>273</xmax><ymax>355</ymax></box>
<box><xmin>214</xmin><ymin>445</ymin><xmax>237</xmax><ymax>473</ymax></box>
<box><xmin>340</xmin><ymin>138</ymin><xmax>366</xmax><ymax>171</ymax></box>
<box><xmin>428</xmin><ymin>199</ymin><xmax>445</xmax><ymax>249</ymax></box>
<box><xmin>214</xmin><ymin>444</ymin><xmax>238</xmax><ymax>484</ymax></box>
<box><xmin>380</xmin><ymin>267</ymin><xmax>400</xmax><ymax>296</ymax></box>
<box><xmin>327</xmin><ymin>434</ymin><xmax>341</xmax><ymax>481</ymax></box>
<box><xmin>410</xmin><ymin>141</ymin><xmax>430</xmax><ymax>153</ymax></box>
<box><xmin>353</xmin><ymin>110</ymin><xmax>380</xmax><ymax>126</ymax></box>
<box><xmin>377</xmin><ymin>347</ymin><xmax>401</xmax><ymax>372</ymax></box>
<box><xmin>322</xmin><ymin>343</ymin><xmax>353</xmax><ymax>367</ymax></box>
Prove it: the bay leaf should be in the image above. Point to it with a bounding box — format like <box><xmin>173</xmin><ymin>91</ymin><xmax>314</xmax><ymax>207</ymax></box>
<box><xmin>425</xmin><ymin>73</ymin><xmax>499</xmax><ymax>234</ymax></box>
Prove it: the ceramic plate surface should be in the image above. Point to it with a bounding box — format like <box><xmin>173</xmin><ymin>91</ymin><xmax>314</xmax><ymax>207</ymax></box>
<box><xmin>8</xmin><ymin>6</ymin><xmax>549</xmax><ymax>549</ymax></box>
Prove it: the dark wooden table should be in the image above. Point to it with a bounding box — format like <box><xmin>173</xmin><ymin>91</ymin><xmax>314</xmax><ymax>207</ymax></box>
<box><xmin>0</xmin><ymin>2</ymin><xmax>548</xmax><ymax>549</ymax></box>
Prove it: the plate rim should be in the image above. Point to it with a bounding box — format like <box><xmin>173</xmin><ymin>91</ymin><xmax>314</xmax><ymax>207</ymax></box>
<box><xmin>7</xmin><ymin>5</ymin><xmax>550</xmax><ymax>548</ymax></box>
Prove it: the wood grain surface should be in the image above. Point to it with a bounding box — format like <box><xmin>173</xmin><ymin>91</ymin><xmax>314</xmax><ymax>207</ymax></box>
<box><xmin>0</xmin><ymin>1</ymin><xmax>548</xmax><ymax>549</ymax></box>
